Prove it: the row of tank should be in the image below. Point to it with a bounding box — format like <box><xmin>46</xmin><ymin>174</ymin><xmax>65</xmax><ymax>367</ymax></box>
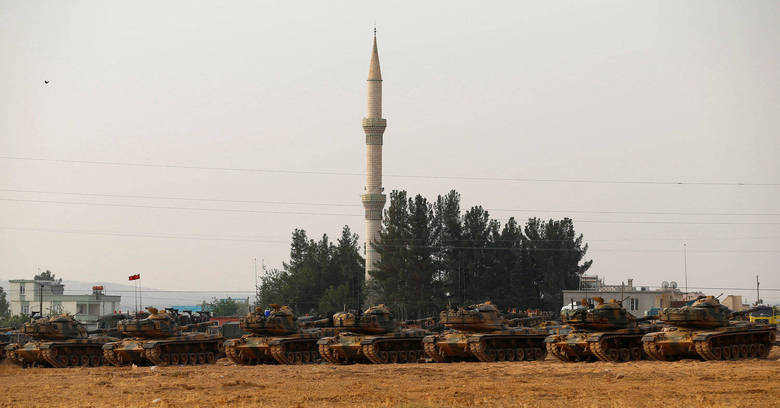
<box><xmin>2</xmin><ymin>296</ymin><xmax>775</xmax><ymax>367</ymax></box>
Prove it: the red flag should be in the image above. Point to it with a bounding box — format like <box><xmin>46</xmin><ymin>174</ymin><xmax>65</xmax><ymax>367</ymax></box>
<box><xmin>128</xmin><ymin>274</ymin><xmax>140</xmax><ymax>281</ymax></box>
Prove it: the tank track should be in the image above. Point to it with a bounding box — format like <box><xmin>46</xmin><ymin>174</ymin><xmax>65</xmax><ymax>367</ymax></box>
<box><xmin>103</xmin><ymin>348</ymin><xmax>120</xmax><ymax>366</ymax></box>
<box><xmin>589</xmin><ymin>336</ymin><xmax>645</xmax><ymax>362</ymax></box>
<box><xmin>468</xmin><ymin>340</ymin><xmax>546</xmax><ymax>362</ymax></box>
<box><xmin>423</xmin><ymin>341</ymin><xmax>445</xmax><ymax>362</ymax></box>
<box><xmin>359</xmin><ymin>340</ymin><xmax>424</xmax><ymax>364</ymax></box>
<box><xmin>692</xmin><ymin>332</ymin><xmax>774</xmax><ymax>361</ymax></box>
<box><xmin>224</xmin><ymin>341</ymin><xmax>245</xmax><ymax>365</ymax></box>
<box><xmin>545</xmin><ymin>341</ymin><xmax>573</xmax><ymax>362</ymax></box>
<box><xmin>268</xmin><ymin>343</ymin><xmax>315</xmax><ymax>364</ymax></box>
<box><xmin>317</xmin><ymin>343</ymin><xmax>342</xmax><ymax>364</ymax></box>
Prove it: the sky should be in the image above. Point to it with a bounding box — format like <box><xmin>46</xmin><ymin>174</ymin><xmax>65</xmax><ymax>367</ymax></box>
<box><xmin>1</xmin><ymin>1</ymin><xmax>778</xmax><ymax>304</ymax></box>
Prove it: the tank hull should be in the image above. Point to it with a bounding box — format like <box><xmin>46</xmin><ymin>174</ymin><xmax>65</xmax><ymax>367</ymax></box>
<box><xmin>317</xmin><ymin>329</ymin><xmax>428</xmax><ymax>364</ymax></box>
<box><xmin>102</xmin><ymin>336</ymin><xmax>224</xmax><ymax>366</ymax></box>
<box><xmin>6</xmin><ymin>339</ymin><xmax>112</xmax><ymax>368</ymax></box>
<box><xmin>423</xmin><ymin>329</ymin><xmax>548</xmax><ymax>363</ymax></box>
<box><xmin>642</xmin><ymin>324</ymin><xmax>776</xmax><ymax>361</ymax></box>
<box><xmin>545</xmin><ymin>326</ymin><xmax>659</xmax><ymax>362</ymax></box>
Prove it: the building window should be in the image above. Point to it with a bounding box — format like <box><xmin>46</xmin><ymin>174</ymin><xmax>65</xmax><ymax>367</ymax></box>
<box><xmin>21</xmin><ymin>304</ymin><xmax>29</xmax><ymax>314</ymax></box>
<box><xmin>19</xmin><ymin>285</ymin><xmax>25</xmax><ymax>295</ymax></box>
<box><xmin>77</xmin><ymin>304</ymin><xmax>87</xmax><ymax>314</ymax></box>
<box><xmin>629</xmin><ymin>298</ymin><xmax>640</xmax><ymax>311</ymax></box>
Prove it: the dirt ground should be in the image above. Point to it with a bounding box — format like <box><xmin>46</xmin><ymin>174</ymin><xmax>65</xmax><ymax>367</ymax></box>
<box><xmin>1</xmin><ymin>349</ymin><xmax>778</xmax><ymax>408</ymax></box>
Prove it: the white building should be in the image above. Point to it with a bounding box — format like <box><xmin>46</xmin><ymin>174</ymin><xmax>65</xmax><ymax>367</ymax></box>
<box><xmin>8</xmin><ymin>279</ymin><xmax>121</xmax><ymax>330</ymax></box>
<box><xmin>562</xmin><ymin>276</ymin><xmax>702</xmax><ymax>317</ymax></box>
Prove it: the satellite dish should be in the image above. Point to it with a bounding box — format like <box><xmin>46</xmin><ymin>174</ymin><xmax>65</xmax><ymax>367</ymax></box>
<box><xmin>670</xmin><ymin>281</ymin><xmax>678</xmax><ymax>289</ymax></box>
<box><xmin>661</xmin><ymin>281</ymin><xmax>669</xmax><ymax>289</ymax></box>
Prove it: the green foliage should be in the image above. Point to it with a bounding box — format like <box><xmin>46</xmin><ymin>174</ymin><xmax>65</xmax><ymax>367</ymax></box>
<box><xmin>0</xmin><ymin>314</ymin><xmax>31</xmax><ymax>328</ymax></box>
<box><xmin>256</xmin><ymin>225</ymin><xmax>364</xmax><ymax>316</ymax></box>
<box><xmin>207</xmin><ymin>297</ymin><xmax>240</xmax><ymax>317</ymax></box>
<box><xmin>0</xmin><ymin>287</ymin><xmax>8</xmax><ymax>319</ymax></box>
<box><xmin>34</xmin><ymin>269</ymin><xmax>60</xmax><ymax>282</ymax></box>
<box><xmin>370</xmin><ymin>190</ymin><xmax>592</xmax><ymax>318</ymax></box>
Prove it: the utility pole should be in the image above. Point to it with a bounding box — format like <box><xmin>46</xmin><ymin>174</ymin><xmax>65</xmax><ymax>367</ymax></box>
<box><xmin>39</xmin><ymin>283</ymin><xmax>44</xmax><ymax>317</ymax></box>
<box><xmin>683</xmin><ymin>242</ymin><xmax>688</xmax><ymax>294</ymax></box>
<box><xmin>756</xmin><ymin>275</ymin><xmax>760</xmax><ymax>305</ymax></box>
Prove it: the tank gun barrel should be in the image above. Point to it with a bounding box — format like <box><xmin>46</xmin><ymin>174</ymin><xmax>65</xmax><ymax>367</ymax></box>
<box><xmin>634</xmin><ymin>316</ymin><xmax>655</xmax><ymax>322</ymax></box>
<box><xmin>183</xmin><ymin>321</ymin><xmax>218</xmax><ymax>330</ymax></box>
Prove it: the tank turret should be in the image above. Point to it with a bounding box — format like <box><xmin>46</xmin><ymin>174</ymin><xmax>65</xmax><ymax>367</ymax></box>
<box><xmin>19</xmin><ymin>315</ymin><xmax>88</xmax><ymax>340</ymax></box>
<box><xmin>116</xmin><ymin>307</ymin><xmax>183</xmax><ymax>338</ymax></box>
<box><xmin>562</xmin><ymin>297</ymin><xmax>637</xmax><ymax>330</ymax></box>
<box><xmin>439</xmin><ymin>302</ymin><xmax>505</xmax><ymax>332</ymax></box>
<box><xmin>331</xmin><ymin>304</ymin><xmax>396</xmax><ymax>334</ymax></box>
<box><xmin>240</xmin><ymin>304</ymin><xmax>297</xmax><ymax>335</ymax></box>
<box><xmin>657</xmin><ymin>296</ymin><xmax>732</xmax><ymax>328</ymax></box>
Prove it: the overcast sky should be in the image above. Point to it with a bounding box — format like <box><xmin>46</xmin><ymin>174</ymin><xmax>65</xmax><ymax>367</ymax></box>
<box><xmin>1</xmin><ymin>1</ymin><xmax>778</xmax><ymax>303</ymax></box>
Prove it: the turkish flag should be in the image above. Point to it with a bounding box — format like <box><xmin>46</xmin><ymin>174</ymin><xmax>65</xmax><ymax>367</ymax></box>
<box><xmin>128</xmin><ymin>274</ymin><xmax>140</xmax><ymax>281</ymax></box>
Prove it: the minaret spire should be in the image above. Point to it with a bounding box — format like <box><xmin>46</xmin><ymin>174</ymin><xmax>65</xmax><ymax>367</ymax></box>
<box><xmin>361</xmin><ymin>29</ymin><xmax>387</xmax><ymax>287</ymax></box>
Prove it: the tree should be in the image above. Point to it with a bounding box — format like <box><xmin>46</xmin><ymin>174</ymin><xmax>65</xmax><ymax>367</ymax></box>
<box><xmin>0</xmin><ymin>287</ymin><xmax>9</xmax><ymax>319</ymax></box>
<box><xmin>208</xmin><ymin>297</ymin><xmax>240</xmax><ymax>316</ymax></box>
<box><xmin>257</xmin><ymin>225</ymin><xmax>366</xmax><ymax>316</ymax></box>
<box><xmin>34</xmin><ymin>270</ymin><xmax>60</xmax><ymax>282</ymax></box>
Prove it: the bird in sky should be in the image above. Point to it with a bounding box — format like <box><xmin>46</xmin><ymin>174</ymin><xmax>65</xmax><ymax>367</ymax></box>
<box><xmin>44</xmin><ymin>80</ymin><xmax>49</xmax><ymax>84</ymax></box>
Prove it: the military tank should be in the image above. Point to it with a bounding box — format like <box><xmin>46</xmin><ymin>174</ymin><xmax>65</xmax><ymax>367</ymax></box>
<box><xmin>545</xmin><ymin>297</ymin><xmax>659</xmax><ymax>362</ymax></box>
<box><xmin>423</xmin><ymin>302</ymin><xmax>549</xmax><ymax>363</ymax></box>
<box><xmin>224</xmin><ymin>305</ymin><xmax>336</xmax><ymax>365</ymax></box>
<box><xmin>642</xmin><ymin>296</ymin><xmax>776</xmax><ymax>361</ymax></box>
<box><xmin>317</xmin><ymin>304</ymin><xmax>429</xmax><ymax>364</ymax></box>
<box><xmin>4</xmin><ymin>315</ymin><xmax>117</xmax><ymax>367</ymax></box>
<box><xmin>101</xmin><ymin>307</ymin><xmax>223</xmax><ymax>366</ymax></box>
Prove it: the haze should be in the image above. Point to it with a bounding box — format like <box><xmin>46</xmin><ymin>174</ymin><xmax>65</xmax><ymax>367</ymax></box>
<box><xmin>1</xmin><ymin>1</ymin><xmax>778</xmax><ymax>303</ymax></box>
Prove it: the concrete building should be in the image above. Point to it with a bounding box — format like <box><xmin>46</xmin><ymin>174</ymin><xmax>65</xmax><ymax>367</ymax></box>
<box><xmin>8</xmin><ymin>279</ymin><xmax>120</xmax><ymax>330</ymax></box>
<box><xmin>361</xmin><ymin>30</ymin><xmax>387</xmax><ymax>282</ymax></box>
<box><xmin>562</xmin><ymin>276</ymin><xmax>701</xmax><ymax>317</ymax></box>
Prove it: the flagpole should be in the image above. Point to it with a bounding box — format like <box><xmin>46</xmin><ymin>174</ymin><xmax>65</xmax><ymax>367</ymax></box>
<box><xmin>139</xmin><ymin>276</ymin><xmax>142</xmax><ymax>312</ymax></box>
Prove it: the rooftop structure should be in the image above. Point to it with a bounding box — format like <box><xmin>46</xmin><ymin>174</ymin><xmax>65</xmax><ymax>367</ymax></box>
<box><xmin>7</xmin><ymin>279</ymin><xmax>120</xmax><ymax>330</ymax></box>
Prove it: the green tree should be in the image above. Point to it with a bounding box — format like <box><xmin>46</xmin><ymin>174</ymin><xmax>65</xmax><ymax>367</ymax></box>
<box><xmin>208</xmin><ymin>297</ymin><xmax>240</xmax><ymax>316</ymax></box>
<box><xmin>0</xmin><ymin>314</ymin><xmax>31</xmax><ymax>328</ymax></box>
<box><xmin>0</xmin><ymin>287</ymin><xmax>9</xmax><ymax>318</ymax></box>
<box><xmin>34</xmin><ymin>269</ymin><xmax>60</xmax><ymax>282</ymax></box>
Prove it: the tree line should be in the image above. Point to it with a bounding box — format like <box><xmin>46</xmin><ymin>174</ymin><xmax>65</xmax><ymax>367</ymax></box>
<box><xmin>257</xmin><ymin>189</ymin><xmax>591</xmax><ymax>319</ymax></box>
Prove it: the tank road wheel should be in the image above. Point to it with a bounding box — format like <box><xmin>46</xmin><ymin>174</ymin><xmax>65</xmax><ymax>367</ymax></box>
<box><xmin>748</xmin><ymin>344</ymin><xmax>758</xmax><ymax>358</ymax></box>
<box><xmin>170</xmin><ymin>353</ymin><xmax>179</xmax><ymax>365</ymax></box>
<box><xmin>179</xmin><ymin>353</ymin><xmax>188</xmax><ymax>365</ymax></box>
<box><xmin>379</xmin><ymin>351</ymin><xmax>389</xmax><ymax>363</ymax></box>
<box><xmin>79</xmin><ymin>354</ymin><xmax>90</xmax><ymax>367</ymax></box>
<box><xmin>505</xmin><ymin>349</ymin><xmax>516</xmax><ymax>361</ymax></box>
<box><xmin>605</xmin><ymin>348</ymin><xmax>619</xmax><ymax>362</ymax></box>
<box><xmin>56</xmin><ymin>355</ymin><xmax>68</xmax><ymax>368</ymax></box>
<box><xmin>730</xmin><ymin>345</ymin><xmax>739</xmax><ymax>360</ymax></box>
<box><xmin>303</xmin><ymin>352</ymin><xmax>311</xmax><ymax>363</ymax></box>
<box><xmin>738</xmin><ymin>344</ymin><xmax>748</xmax><ymax>359</ymax></box>
<box><xmin>522</xmin><ymin>348</ymin><xmax>532</xmax><ymax>361</ymax></box>
<box><xmin>515</xmin><ymin>348</ymin><xmax>525</xmax><ymax>361</ymax></box>
<box><xmin>407</xmin><ymin>351</ymin><xmax>417</xmax><ymax>363</ymax></box>
<box><xmin>207</xmin><ymin>352</ymin><xmax>216</xmax><ymax>364</ymax></box>
<box><xmin>160</xmin><ymin>353</ymin><xmax>170</xmax><ymax>366</ymax></box>
<box><xmin>198</xmin><ymin>353</ymin><xmax>206</xmax><ymax>364</ymax></box>
<box><xmin>68</xmin><ymin>354</ymin><xmax>79</xmax><ymax>367</ymax></box>
<box><xmin>757</xmin><ymin>344</ymin><xmax>768</xmax><ymax>358</ymax></box>
<box><xmin>630</xmin><ymin>348</ymin><xmax>642</xmax><ymax>361</ymax></box>
<box><xmin>389</xmin><ymin>351</ymin><xmax>399</xmax><ymax>363</ymax></box>
<box><xmin>90</xmin><ymin>354</ymin><xmax>102</xmax><ymax>367</ymax></box>
<box><xmin>534</xmin><ymin>348</ymin><xmax>546</xmax><ymax>361</ymax></box>
<box><xmin>496</xmin><ymin>350</ymin><xmax>506</xmax><ymax>361</ymax></box>
<box><xmin>188</xmin><ymin>353</ymin><xmax>197</xmax><ymax>365</ymax></box>
<box><xmin>722</xmin><ymin>346</ymin><xmax>731</xmax><ymax>360</ymax></box>
<box><xmin>619</xmin><ymin>348</ymin><xmax>631</xmax><ymax>362</ymax></box>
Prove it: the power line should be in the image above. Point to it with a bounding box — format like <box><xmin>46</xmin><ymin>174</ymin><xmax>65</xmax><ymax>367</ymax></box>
<box><xmin>2</xmin><ymin>155</ymin><xmax>778</xmax><ymax>187</ymax></box>
<box><xmin>3</xmin><ymin>187</ymin><xmax>778</xmax><ymax>216</ymax></box>
<box><xmin>4</xmin><ymin>197</ymin><xmax>780</xmax><ymax>225</ymax></box>
<box><xmin>2</xmin><ymin>226</ymin><xmax>779</xmax><ymax>253</ymax></box>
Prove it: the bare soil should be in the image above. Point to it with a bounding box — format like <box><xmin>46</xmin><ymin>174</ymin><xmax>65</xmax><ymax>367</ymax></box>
<box><xmin>1</xmin><ymin>349</ymin><xmax>778</xmax><ymax>408</ymax></box>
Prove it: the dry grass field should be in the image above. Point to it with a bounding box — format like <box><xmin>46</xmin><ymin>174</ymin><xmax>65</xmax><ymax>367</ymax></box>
<box><xmin>1</xmin><ymin>349</ymin><xmax>778</xmax><ymax>408</ymax></box>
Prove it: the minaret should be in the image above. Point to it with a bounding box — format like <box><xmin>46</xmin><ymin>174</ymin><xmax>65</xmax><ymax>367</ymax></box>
<box><xmin>362</xmin><ymin>30</ymin><xmax>387</xmax><ymax>282</ymax></box>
